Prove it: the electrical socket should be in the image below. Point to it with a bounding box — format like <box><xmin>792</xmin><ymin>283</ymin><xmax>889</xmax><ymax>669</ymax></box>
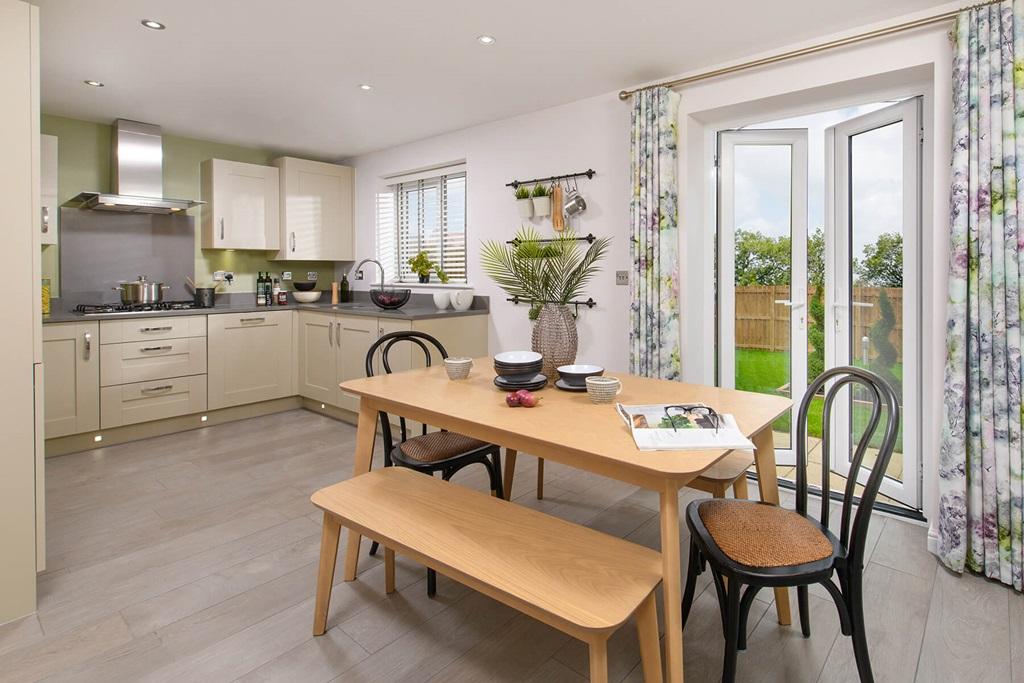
<box><xmin>615</xmin><ymin>271</ymin><xmax>629</xmax><ymax>286</ymax></box>
<box><xmin>306</xmin><ymin>271</ymin><xmax>319</xmax><ymax>281</ymax></box>
<box><xmin>213</xmin><ymin>270</ymin><xmax>234</xmax><ymax>282</ymax></box>
<box><xmin>281</xmin><ymin>271</ymin><xmax>293</xmax><ymax>281</ymax></box>
<box><xmin>354</xmin><ymin>269</ymin><xmax>364</xmax><ymax>280</ymax></box>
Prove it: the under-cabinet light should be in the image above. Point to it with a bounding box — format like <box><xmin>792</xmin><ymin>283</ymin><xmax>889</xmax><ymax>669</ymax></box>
<box><xmin>476</xmin><ymin>35</ymin><xmax>496</xmax><ymax>45</ymax></box>
<box><xmin>200</xmin><ymin>415</ymin><xmax>208</xmax><ymax>422</ymax></box>
<box><xmin>93</xmin><ymin>435</ymin><xmax>103</xmax><ymax>443</ymax></box>
<box><xmin>141</xmin><ymin>19</ymin><xmax>166</xmax><ymax>30</ymax></box>
<box><xmin>84</xmin><ymin>80</ymin><xmax>104</xmax><ymax>87</ymax></box>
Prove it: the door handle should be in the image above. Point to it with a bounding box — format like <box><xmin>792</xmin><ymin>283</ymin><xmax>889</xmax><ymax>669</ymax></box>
<box><xmin>336</xmin><ymin>322</ymin><xmax>341</xmax><ymax>346</ymax></box>
<box><xmin>141</xmin><ymin>384</ymin><xmax>173</xmax><ymax>394</ymax></box>
<box><xmin>140</xmin><ymin>326</ymin><xmax>173</xmax><ymax>333</ymax></box>
<box><xmin>290</xmin><ymin>232</ymin><xmax>296</xmax><ymax>252</ymax></box>
<box><xmin>773</xmin><ymin>299</ymin><xmax>806</xmax><ymax>310</ymax></box>
<box><xmin>83</xmin><ymin>332</ymin><xmax>91</xmax><ymax>359</ymax></box>
<box><xmin>41</xmin><ymin>206</ymin><xmax>49</xmax><ymax>234</ymax></box>
<box><xmin>328</xmin><ymin>320</ymin><xmax>334</xmax><ymax>347</ymax></box>
<box><xmin>239</xmin><ymin>317</ymin><xmax>265</xmax><ymax>324</ymax></box>
<box><xmin>140</xmin><ymin>345</ymin><xmax>172</xmax><ymax>352</ymax></box>
<box><xmin>220</xmin><ymin>217</ymin><xmax>225</xmax><ymax>240</ymax></box>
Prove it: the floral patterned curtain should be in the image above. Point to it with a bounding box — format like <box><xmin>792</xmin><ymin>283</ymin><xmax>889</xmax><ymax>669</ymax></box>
<box><xmin>629</xmin><ymin>87</ymin><xmax>681</xmax><ymax>379</ymax></box>
<box><xmin>940</xmin><ymin>1</ymin><xmax>1024</xmax><ymax>590</ymax></box>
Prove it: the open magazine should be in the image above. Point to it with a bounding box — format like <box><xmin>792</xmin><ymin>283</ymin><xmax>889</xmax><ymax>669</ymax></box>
<box><xmin>615</xmin><ymin>403</ymin><xmax>755</xmax><ymax>451</ymax></box>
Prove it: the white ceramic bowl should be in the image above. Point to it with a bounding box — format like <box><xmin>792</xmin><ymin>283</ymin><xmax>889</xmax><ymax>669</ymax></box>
<box><xmin>444</xmin><ymin>357</ymin><xmax>473</xmax><ymax>380</ymax></box>
<box><xmin>494</xmin><ymin>350</ymin><xmax>542</xmax><ymax>365</ymax></box>
<box><xmin>292</xmin><ymin>290</ymin><xmax>322</xmax><ymax>303</ymax></box>
<box><xmin>451</xmin><ymin>289</ymin><xmax>474</xmax><ymax>311</ymax></box>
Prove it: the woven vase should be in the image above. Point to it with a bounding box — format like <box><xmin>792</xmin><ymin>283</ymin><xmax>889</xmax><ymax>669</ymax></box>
<box><xmin>532</xmin><ymin>304</ymin><xmax>578</xmax><ymax>380</ymax></box>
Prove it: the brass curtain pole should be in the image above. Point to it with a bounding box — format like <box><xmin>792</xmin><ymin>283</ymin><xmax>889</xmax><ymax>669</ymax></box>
<box><xmin>618</xmin><ymin>1</ymin><xmax>999</xmax><ymax>100</ymax></box>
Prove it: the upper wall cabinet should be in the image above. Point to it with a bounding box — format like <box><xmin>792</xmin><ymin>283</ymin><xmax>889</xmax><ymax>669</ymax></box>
<box><xmin>200</xmin><ymin>159</ymin><xmax>280</xmax><ymax>250</ymax></box>
<box><xmin>272</xmin><ymin>157</ymin><xmax>354</xmax><ymax>261</ymax></box>
<box><xmin>40</xmin><ymin>133</ymin><xmax>57</xmax><ymax>245</ymax></box>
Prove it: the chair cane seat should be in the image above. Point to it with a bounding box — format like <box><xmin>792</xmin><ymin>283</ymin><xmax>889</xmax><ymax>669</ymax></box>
<box><xmin>398</xmin><ymin>431</ymin><xmax>489</xmax><ymax>463</ymax></box>
<box><xmin>696</xmin><ymin>499</ymin><xmax>833</xmax><ymax>568</ymax></box>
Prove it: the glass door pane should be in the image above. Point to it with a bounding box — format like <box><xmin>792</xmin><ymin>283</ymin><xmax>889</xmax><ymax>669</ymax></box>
<box><xmin>718</xmin><ymin>130</ymin><xmax>808</xmax><ymax>466</ymax></box>
<box><xmin>827</xmin><ymin>98</ymin><xmax>920</xmax><ymax>509</ymax></box>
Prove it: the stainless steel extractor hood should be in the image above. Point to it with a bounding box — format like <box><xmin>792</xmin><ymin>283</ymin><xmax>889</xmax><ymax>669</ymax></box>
<box><xmin>65</xmin><ymin>119</ymin><xmax>203</xmax><ymax>214</ymax></box>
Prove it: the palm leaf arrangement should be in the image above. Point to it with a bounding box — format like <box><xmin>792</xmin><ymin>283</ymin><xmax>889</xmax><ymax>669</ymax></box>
<box><xmin>480</xmin><ymin>226</ymin><xmax>610</xmax><ymax>319</ymax></box>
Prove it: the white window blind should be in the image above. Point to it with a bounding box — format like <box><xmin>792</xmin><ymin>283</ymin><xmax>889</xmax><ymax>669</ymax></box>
<box><xmin>375</xmin><ymin>169</ymin><xmax>467</xmax><ymax>284</ymax></box>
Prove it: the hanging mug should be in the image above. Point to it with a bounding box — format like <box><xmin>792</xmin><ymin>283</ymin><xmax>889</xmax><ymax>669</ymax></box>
<box><xmin>564</xmin><ymin>178</ymin><xmax>586</xmax><ymax>217</ymax></box>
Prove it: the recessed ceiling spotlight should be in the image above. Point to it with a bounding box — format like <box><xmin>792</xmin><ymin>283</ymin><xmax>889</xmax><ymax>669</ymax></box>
<box><xmin>359</xmin><ymin>84</ymin><xmax>373</xmax><ymax>91</ymax></box>
<box><xmin>83</xmin><ymin>80</ymin><xmax>104</xmax><ymax>87</ymax></box>
<box><xmin>141</xmin><ymin>19</ymin><xmax>166</xmax><ymax>30</ymax></box>
<box><xmin>476</xmin><ymin>35</ymin><xmax>496</xmax><ymax>45</ymax></box>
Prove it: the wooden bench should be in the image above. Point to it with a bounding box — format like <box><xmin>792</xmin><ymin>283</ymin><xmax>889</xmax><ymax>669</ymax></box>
<box><xmin>311</xmin><ymin>467</ymin><xmax>664</xmax><ymax>683</ymax></box>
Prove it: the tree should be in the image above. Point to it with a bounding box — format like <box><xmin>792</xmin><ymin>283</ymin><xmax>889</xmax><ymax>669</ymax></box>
<box><xmin>734</xmin><ymin>229</ymin><xmax>790</xmax><ymax>286</ymax></box>
<box><xmin>856</xmin><ymin>232</ymin><xmax>903</xmax><ymax>287</ymax></box>
<box><xmin>869</xmin><ymin>290</ymin><xmax>901</xmax><ymax>393</ymax></box>
<box><xmin>807</xmin><ymin>228</ymin><xmax>826</xmax><ymax>381</ymax></box>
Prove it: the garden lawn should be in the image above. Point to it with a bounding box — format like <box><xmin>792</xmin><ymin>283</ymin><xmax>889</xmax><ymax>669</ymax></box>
<box><xmin>734</xmin><ymin>349</ymin><xmax>903</xmax><ymax>452</ymax></box>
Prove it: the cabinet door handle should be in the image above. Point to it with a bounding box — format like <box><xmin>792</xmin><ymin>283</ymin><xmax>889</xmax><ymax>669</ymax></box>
<box><xmin>140</xmin><ymin>326</ymin><xmax>173</xmax><ymax>333</ymax></box>
<box><xmin>220</xmin><ymin>217</ymin><xmax>225</xmax><ymax>240</ymax></box>
<box><xmin>141</xmin><ymin>384</ymin><xmax>173</xmax><ymax>394</ymax></box>
<box><xmin>328</xmin><ymin>320</ymin><xmax>334</xmax><ymax>346</ymax></box>
<box><xmin>290</xmin><ymin>232</ymin><xmax>296</xmax><ymax>252</ymax></box>
<box><xmin>336</xmin><ymin>322</ymin><xmax>342</xmax><ymax>345</ymax></box>
<box><xmin>41</xmin><ymin>206</ymin><xmax>49</xmax><ymax>234</ymax></box>
<box><xmin>83</xmin><ymin>332</ymin><xmax>91</xmax><ymax>359</ymax></box>
<box><xmin>239</xmin><ymin>317</ymin><xmax>265</xmax><ymax>324</ymax></box>
<box><xmin>140</xmin><ymin>345</ymin><xmax>172</xmax><ymax>352</ymax></box>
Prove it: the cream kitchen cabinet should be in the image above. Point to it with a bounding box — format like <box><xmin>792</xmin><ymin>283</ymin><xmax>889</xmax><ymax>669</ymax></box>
<box><xmin>272</xmin><ymin>157</ymin><xmax>354</xmax><ymax>261</ymax></box>
<box><xmin>207</xmin><ymin>310</ymin><xmax>296</xmax><ymax>409</ymax></box>
<box><xmin>43</xmin><ymin>322</ymin><xmax>99</xmax><ymax>438</ymax></box>
<box><xmin>201</xmin><ymin>159</ymin><xmax>280</xmax><ymax>250</ymax></box>
<box><xmin>297</xmin><ymin>311</ymin><xmax>337</xmax><ymax>405</ymax></box>
<box><xmin>40</xmin><ymin>133</ymin><xmax>58</xmax><ymax>245</ymax></box>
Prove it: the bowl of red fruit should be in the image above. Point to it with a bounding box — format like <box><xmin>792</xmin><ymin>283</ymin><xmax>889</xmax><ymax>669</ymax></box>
<box><xmin>369</xmin><ymin>287</ymin><xmax>411</xmax><ymax>310</ymax></box>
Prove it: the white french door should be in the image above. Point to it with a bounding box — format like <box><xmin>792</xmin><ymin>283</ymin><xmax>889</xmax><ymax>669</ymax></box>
<box><xmin>718</xmin><ymin>129</ymin><xmax>808</xmax><ymax>467</ymax></box>
<box><xmin>825</xmin><ymin>99</ymin><xmax>921</xmax><ymax>509</ymax></box>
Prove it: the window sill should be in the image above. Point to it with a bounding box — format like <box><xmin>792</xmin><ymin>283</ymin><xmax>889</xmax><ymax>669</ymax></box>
<box><xmin>391</xmin><ymin>281</ymin><xmax>474</xmax><ymax>290</ymax></box>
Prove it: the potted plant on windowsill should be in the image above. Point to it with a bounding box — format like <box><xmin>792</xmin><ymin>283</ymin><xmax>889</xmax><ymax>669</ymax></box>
<box><xmin>531</xmin><ymin>183</ymin><xmax>550</xmax><ymax>217</ymax></box>
<box><xmin>408</xmin><ymin>251</ymin><xmax>436</xmax><ymax>284</ymax></box>
<box><xmin>515</xmin><ymin>185</ymin><xmax>533</xmax><ymax>219</ymax></box>
<box><xmin>433</xmin><ymin>267</ymin><xmax>451</xmax><ymax>309</ymax></box>
<box><xmin>481</xmin><ymin>226</ymin><xmax>609</xmax><ymax>379</ymax></box>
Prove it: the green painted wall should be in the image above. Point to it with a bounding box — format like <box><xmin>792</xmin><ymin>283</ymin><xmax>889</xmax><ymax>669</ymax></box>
<box><xmin>41</xmin><ymin>114</ymin><xmax>337</xmax><ymax>296</ymax></box>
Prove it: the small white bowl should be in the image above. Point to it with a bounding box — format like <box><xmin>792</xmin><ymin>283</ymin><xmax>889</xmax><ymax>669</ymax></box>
<box><xmin>444</xmin><ymin>357</ymin><xmax>473</xmax><ymax>380</ymax></box>
<box><xmin>494</xmin><ymin>350</ymin><xmax>542</xmax><ymax>364</ymax></box>
<box><xmin>292</xmin><ymin>290</ymin><xmax>322</xmax><ymax>303</ymax></box>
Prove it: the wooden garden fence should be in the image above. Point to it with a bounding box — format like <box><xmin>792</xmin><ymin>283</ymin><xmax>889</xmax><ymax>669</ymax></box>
<box><xmin>734</xmin><ymin>285</ymin><xmax>903</xmax><ymax>360</ymax></box>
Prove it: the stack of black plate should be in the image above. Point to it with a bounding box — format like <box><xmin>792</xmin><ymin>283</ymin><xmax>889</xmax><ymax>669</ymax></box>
<box><xmin>493</xmin><ymin>351</ymin><xmax>547</xmax><ymax>391</ymax></box>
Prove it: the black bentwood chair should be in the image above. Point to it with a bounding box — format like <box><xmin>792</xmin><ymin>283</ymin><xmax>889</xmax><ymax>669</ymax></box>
<box><xmin>364</xmin><ymin>331</ymin><xmax>504</xmax><ymax>597</ymax></box>
<box><xmin>680</xmin><ymin>366</ymin><xmax>899</xmax><ymax>683</ymax></box>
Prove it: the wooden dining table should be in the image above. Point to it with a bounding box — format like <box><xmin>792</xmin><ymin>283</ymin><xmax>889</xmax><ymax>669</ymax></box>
<box><xmin>339</xmin><ymin>359</ymin><xmax>792</xmax><ymax>682</ymax></box>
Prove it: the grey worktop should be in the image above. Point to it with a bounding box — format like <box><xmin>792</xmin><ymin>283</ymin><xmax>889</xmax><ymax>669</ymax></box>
<box><xmin>43</xmin><ymin>292</ymin><xmax>489</xmax><ymax>324</ymax></box>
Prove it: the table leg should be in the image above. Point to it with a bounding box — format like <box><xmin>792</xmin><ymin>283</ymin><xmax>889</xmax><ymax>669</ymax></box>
<box><xmin>503</xmin><ymin>449</ymin><xmax>517</xmax><ymax>500</ymax></box>
<box><xmin>752</xmin><ymin>425</ymin><xmax>792</xmax><ymax>626</ymax></box>
<box><xmin>342</xmin><ymin>401</ymin><xmax>378</xmax><ymax>582</ymax></box>
<box><xmin>660</xmin><ymin>482</ymin><xmax>684</xmax><ymax>683</ymax></box>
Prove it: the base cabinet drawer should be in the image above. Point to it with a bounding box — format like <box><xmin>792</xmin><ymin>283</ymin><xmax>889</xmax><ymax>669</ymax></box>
<box><xmin>100</xmin><ymin>337</ymin><xmax>207</xmax><ymax>386</ymax></box>
<box><xmin>100</xmin><ymin>375</ymin><xmax>207</xmax><ymax>428</ymax></box>
<box><xmin>100</xmin><ymin>315</ymin><xmax>207</xmax><ymax>344</ymax></box>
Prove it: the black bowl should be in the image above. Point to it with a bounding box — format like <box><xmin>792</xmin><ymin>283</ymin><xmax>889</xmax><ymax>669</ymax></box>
<box><xmin>293</xmin><ymin>281</ymin><xmax>317</xmax><ymax>292</ymax></box>
<box><xmin>370</xmin><ymin>288</ymin><xmax>411</xmax><ymax>310</ymax></box>
<box><xmin>557</xmin><ymin>364</ymin><xmax>605</xmax><ymax>387</ymax></box>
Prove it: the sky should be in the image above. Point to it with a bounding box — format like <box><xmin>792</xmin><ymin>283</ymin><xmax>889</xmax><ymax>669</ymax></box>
<box><xmin>737</xmin><ymin>101</ymin><xmax>905</xmax><ymax>262</ymax></box>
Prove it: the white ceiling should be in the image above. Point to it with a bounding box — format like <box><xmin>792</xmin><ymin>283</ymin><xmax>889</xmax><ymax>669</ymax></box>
<box><xmin>32</xmin><ymin>0</ymin><xmax>946</xmax><ymax>159</ymax></box>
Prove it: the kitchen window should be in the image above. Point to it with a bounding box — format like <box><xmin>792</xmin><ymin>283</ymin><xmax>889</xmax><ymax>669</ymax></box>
<box><xmin>376</xmin><ymin>165</ymin><xmax>467</xmax><ymax>284</ymax></box>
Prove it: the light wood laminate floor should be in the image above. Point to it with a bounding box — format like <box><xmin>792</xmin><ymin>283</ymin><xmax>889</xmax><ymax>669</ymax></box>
<box><xmin>0</xmin><ymin>409</ymin><xmax>1018</xmax><ymax>682</ymax></box>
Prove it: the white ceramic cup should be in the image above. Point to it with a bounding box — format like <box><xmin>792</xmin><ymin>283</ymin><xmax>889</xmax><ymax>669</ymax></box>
<box><xmin>585</xmin><ymin>376</ymin><xmax>622</xmax><ymax>404</ymax></box>
<box><xmin>432</xmin><ymin>292</ymin><xmax>450</xmax><ymax>309</ymax></box>
<box><xmin>451</xmin><ymin>289</ymin><xmax>474</xmax><ymax>311</ymax></box>
<box><xmin>444</xmin><ymin>357</ymin><xmax>473</xmax><ymax>380</ymax></box>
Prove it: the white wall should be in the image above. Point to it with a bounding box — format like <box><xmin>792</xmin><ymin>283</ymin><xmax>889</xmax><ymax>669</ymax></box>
<box><xmin>347</xmin><ymin>93</ymin><xmax>632</xmax><ymax>372</ymax></box>
<box><xmin>348</xmin><ymin>3</ymin><xmax>957</xmax><ymax>537</ymax></box>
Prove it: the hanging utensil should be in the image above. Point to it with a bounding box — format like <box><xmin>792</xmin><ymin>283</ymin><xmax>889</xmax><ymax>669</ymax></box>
<box><xmin>551</xmin><ymin>182</ymin><xmax>564</xmax><ymax>232</ymax></box>
<box><xmin>564</xmin><ymin>177</ymin><xmax>587</xmax><ymax>218</ymax></box>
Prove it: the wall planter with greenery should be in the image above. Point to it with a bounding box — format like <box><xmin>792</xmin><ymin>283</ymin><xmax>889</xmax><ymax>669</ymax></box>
<box><xmin>481</xmin><ymin>226</ymin><xmax>609</xmax><ymax>379</ymax></box>
<box><xmin>531</xmin><ymin>183</ymin><xmax>550</xmax><ymax>217</ymax></box>
<box><xmin>515</xmin><ymin>185</ymin><xmax>534</xmax><ymax>219</ymax></box>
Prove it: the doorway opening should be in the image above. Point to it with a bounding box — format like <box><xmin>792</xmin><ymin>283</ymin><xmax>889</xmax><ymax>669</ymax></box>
<box><xmin>716</xmin><ymin>98</ymin><xmax>921</xmax><ymax>512</ymax></box>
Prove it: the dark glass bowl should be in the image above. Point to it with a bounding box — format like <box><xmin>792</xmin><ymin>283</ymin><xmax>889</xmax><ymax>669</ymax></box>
<box><xmin>370</xmin><ymin>288</ymin><xmax>411</xmax><ymax>310</ymax></box>
<box><xmin>293</xmin><ymin>281</ymin><xmax>317</xmax><ymax>292</ymax></box>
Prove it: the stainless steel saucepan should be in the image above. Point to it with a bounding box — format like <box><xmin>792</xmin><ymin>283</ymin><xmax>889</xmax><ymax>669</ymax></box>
<box><xmin>113</xmin><ymin>275</ymin><xmax>170</xmax><ymax>304</ymax></box>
